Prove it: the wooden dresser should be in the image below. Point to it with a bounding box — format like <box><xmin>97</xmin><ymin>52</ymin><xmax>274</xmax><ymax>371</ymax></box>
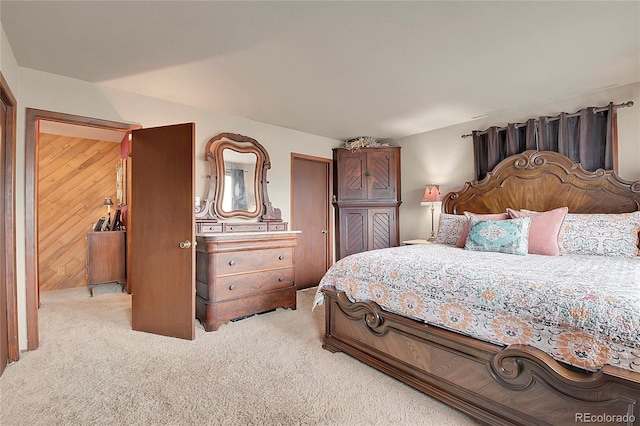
<box><xmin>195</xmin><ymin>231</ymin><xmax>299</xmax><ymax>331</ymax></box>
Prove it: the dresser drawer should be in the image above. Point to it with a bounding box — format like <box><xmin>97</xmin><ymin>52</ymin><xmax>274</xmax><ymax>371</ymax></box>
<box><xmin>199</xmin><ymin>223</ymin><xmax>223</xmax><ymax>233</ymax></box>
<box><xmin>214</xmin><ymin>268</ymin><xmax>294</xmax><ymax>301</ymax></box>
<box><xmin>267</xmin><ymin>222</ymin><xmax>287</xmax><ymax>231</ymax></box>
<box><xmin>224</xmin><ymin>222</ymin><xmax>268</xmax><ymax>233</ymax></box>
<box><xmin>216</xmin><ymin>247</ymin><xmax>293</xmax><ymax>276</ymax></box>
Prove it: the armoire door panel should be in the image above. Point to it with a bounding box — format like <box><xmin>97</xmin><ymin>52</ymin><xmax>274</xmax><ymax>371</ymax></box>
<box><xmin>367</xmin><ymin>149</ymin><xmax>398</xmax><ymax>201</ymax></box>
<box><xmin>336</xmin><ymin>150</ymin><xmax>367</xmax><ymax>200</ymax></box>
<box><xmin>341</xmin><ymin>209</ymin><xmax>367</xmax><ymax>258</ymax></box>
<box><xmin>369</xmin><ymin>208</ymin><xmax>395</xmax><ymax>251</ymax></box>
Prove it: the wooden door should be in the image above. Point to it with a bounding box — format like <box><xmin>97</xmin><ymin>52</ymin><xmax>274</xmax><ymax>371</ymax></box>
<box><xmin>130</xmin><ymin>123</ymin><xmax>195</xmax><ymax>340</ymax></box>
<box><xmin>291</xmin><ymin>155</ymin><xmax>331</xmax><ymax>289</ymax></box>
<box><xmin>0</xmin><ymin>94</ymin><xmax>7</xmax><ymax>375</ymax></box>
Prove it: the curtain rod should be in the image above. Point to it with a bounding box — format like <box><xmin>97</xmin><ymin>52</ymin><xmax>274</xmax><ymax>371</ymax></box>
<box><xmin>460</xmin><ymin>101</ymin><xmax>634</xmax><ymax>139</ymax></box>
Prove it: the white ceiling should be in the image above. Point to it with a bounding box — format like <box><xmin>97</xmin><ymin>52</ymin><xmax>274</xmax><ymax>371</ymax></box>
<box><xmin>2</xmin><ymin>1</ymin><xmax>639</xmax><ymax>141</ymax></box>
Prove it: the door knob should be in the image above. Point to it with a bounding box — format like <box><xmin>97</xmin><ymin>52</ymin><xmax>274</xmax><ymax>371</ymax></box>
<box><xmin>179</xmin><ymin>240</ymin><xmax>194</xmax><ymax>249</ymax></box>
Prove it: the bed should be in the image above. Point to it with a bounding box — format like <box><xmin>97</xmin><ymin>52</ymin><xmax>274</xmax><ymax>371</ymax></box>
<box><xmin>315</xmin><ymin>150</ymin><xmax>640</xmax><ymax>426</ymax></box>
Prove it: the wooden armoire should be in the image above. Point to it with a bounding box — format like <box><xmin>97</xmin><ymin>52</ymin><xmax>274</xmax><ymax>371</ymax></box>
<box><xmin>333</xmin><ymin>146</ymin><xmax>401</xmax><ymax>260</ymax></box>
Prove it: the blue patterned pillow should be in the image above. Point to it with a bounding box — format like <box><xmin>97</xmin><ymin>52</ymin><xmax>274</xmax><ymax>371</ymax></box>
<box><xmin>465</xmin><ymin>216</ymin><xmax>532</xmax><ymax>255</ymax></box>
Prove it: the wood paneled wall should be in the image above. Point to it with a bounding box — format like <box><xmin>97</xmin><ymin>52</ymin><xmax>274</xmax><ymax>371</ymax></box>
<box><xmin>38</xmin><ymin>133</ymin><xmax>121</xmax><ymax>291</ymax></box>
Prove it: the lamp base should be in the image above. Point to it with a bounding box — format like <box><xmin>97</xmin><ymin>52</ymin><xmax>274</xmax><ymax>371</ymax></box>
<box><xmin>428</xmin><ymin>204</ymin><xmax>437</xmax><ymax>242</ymax></box>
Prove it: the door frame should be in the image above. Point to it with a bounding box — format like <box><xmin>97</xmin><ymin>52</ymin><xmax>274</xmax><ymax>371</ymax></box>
<box><xmin>290</xmin><ymin>153</ymin><xmax>334</xmax><ymax>277</ymax></box>
<box><xmin>25</xmin><ymin>108</ymin><xmax>140</xmax><ymax>350</ymax></box>
<box><xmin>0</xmin><ymin>71</ymin><xmax>18</xmax><ymax>362</ymax></box>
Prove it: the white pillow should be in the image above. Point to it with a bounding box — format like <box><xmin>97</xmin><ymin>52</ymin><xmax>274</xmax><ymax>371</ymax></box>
<box><xmin>557</xmin><ymin>212</ymin><xmax>640</xmax><ymax>257</ymax></box>
<box><xmin>435</xmin><ymin>213</ymin><xmax>466</xmax><ymax>245</ymax></box>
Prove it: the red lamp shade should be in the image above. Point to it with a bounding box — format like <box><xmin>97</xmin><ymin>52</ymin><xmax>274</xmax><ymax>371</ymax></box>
<box><xmin>420</xmin><ymin>184</ymin><xmax>442</xmax><ymax>205</ymax></box>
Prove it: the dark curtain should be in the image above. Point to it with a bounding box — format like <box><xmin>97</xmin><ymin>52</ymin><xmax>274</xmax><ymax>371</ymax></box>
<box><xmin>473</xmin><ymin>119</ymin><xmax>537</xmax><ymax>180</ymax></box>
<box><xmin>473</xmin><ymin>103</ymin><xmax>615</xmax><ymax>180</ymax></box>
<box><xmin>538</xmin><ymin>103</ymin><xmax>613</xmax><ymax>171</ymax></box>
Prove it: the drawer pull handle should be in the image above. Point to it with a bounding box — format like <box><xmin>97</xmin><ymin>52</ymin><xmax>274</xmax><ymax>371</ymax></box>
<box><xmin>229</xmin><ymin>284</ymin><xmax>236</xmax><ymax>290</ymax></box>
<box><xmin>278</xmin><ymin>255</ymin><xmax>284</xmax><ymax>260</ymax></box>
<box><xmin>278</xmin><ymin>277</ymin><xmax>283</xmax><ymax>282</ymax></box>
<box><xmin>229</xmin><ymin>260</ymin><xmax>236</xmax><ymax>266</ymax></box>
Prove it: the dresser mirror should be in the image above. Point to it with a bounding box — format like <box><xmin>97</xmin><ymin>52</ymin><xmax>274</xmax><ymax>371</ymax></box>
<box><xmin>196</xmin><ymin>132</ymin><xmax>282</xmax><ymax>223</ymax></box>
<box><xmin>217</xmin><ymin>141</ymin><xmax>260</xmax><ymax>218</ymax></box>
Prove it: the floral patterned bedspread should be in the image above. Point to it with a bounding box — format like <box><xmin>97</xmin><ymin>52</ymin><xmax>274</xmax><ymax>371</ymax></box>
<box><xmin>314</xmin><ymin>244</ymin><xmax>640</xmax><ymax>372</ymax></box>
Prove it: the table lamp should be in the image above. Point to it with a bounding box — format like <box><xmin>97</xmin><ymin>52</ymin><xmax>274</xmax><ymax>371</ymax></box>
<box><xmin>420</xmin><ymin>184</ymin><xmax>442</xmax><ymax>241</ymax></box>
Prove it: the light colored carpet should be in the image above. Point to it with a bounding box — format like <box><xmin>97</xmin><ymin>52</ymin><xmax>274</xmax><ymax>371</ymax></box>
<box><xmin>0</xmin><ymin>287</ymin><xmax>480</xmax><ymax>426</ymax></box>
<box><xmin>90</xmin><ymin>283</ymin><xmax>124</xmax><ymax>297</ymax></box>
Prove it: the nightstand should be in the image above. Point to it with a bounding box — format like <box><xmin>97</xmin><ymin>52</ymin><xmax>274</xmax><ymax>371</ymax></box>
<box><xmin>402</xmin><ymin>239</ymin><xmax>433</xmax><ymax>245</ymax></box>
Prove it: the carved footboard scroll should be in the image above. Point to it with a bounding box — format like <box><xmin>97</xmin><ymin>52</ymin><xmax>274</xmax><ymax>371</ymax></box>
<box><xmin>321</xmin><ymin>287</ymin><xmax>640</xmax><ymax>426</ymax></box>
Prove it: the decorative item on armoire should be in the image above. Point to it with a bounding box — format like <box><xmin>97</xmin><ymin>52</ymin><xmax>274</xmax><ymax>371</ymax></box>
<box><xmin>343</xmin><ymin>136</ymin><xmax>389</xmax><ymax>151</ymax></box>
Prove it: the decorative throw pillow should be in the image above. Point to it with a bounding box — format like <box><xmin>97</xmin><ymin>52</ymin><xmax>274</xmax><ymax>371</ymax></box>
<box><xmin>435</xmin><ymin>213</ymin><xmax>467</xmax><ymax>245</ymax></box>
<box><xmin>464</xmin><ymin>216</ymin><xmax>532</xmax><ymax>256</ymax></box>
<box><xmin>507</xmin><ymin>207</ymin><xmax>568</xmax><ymax>256</ymax></box>
<box><xmin>557</xmin><ymin>212</ymin><xmax>640</xmax><ymax>257</ymax></box>
<box><xmin>456</xmin><ymin>212</ymin><xmax>510</xmax><ymax>248</ymax></box>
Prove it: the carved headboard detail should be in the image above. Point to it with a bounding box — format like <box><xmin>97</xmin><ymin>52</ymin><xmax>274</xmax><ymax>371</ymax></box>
<box><xmin>442</xmin><ymin>150</ymin><xmax>640</xmax><ymax>215</ymax></box>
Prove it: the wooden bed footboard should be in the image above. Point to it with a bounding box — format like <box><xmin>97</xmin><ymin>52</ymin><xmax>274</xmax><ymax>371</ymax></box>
<box><xmin>322</xmin><ymin>287</ymin><xmax>640</xmax><ymax>426</ymax></box>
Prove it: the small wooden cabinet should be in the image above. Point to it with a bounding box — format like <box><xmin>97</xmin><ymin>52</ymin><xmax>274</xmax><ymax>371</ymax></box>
<box><xmin>195</xmin><ymin>231</ymin><xmax>299</xmax><ymax>331</ymax></box>
<box><xmin>86</xmin><ymin>231</ymin><xmax>126</xmax><ymax>294</ymax></box>
<box><xmin>334</xmin><ymin>147</ymin><xmax>401</xmax><ymax>259</ymax></box>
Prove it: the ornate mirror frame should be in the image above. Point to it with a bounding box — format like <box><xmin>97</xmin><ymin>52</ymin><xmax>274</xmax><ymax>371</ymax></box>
<box><xmin>196</xmin><ymin>132</ymin><xmax>282</xmax><ymax>222</ymax></box>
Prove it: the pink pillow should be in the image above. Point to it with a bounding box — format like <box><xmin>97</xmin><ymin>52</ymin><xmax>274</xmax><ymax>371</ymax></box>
<box><xmin>507</xmin><ymin>207</ymin><xmax>569</xmax><ymax>256</ymax></box>
<box><xmin>456</xmin><ymin>212</ymin><xmax>509</xmax><ymax>248</ymax></box>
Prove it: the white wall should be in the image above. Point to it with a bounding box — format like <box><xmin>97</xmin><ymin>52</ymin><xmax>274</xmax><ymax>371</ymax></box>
<box><xmin>19</xmin><ymin>68</ymin><xmax>342</xmax><ymax>207</ymax></box>
<box><xmin>1</xmin><ymin>20</ymin><xmax>20</xmax><ymax>92</ymax></box>
<box><xmin>12</xmin><ymin>67</ymin><xmax>341</xmax><ymax>350</ymax></box>
<box><xmin>396</xmin><ymin>83</ymin><xmax>640</xmax><ymax>243</ymax></box>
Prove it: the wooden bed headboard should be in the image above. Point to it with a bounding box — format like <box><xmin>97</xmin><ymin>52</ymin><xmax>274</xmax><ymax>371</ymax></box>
<box><xmin>442</xmin><ymin>150</ymin><xmax>640</xmax><ymax>215</ymax></box>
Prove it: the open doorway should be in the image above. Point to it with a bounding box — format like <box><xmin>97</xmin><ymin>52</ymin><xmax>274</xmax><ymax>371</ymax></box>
<box><xmin>25</xmin><ymin>109</ymin><xmax>139</xmax><ymax>350</ymax></box>
<box><xmin>37</xmin><ymin>121</ymin><xmax>125</xmax><ymax>292</ymax></box>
